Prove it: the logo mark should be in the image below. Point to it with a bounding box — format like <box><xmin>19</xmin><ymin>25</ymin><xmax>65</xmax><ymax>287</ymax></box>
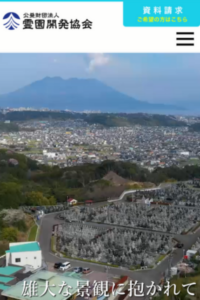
<box><xmin>3</xmin><ymin>12</ymin><xmax>20</xmax><ymax>30</ymax></box>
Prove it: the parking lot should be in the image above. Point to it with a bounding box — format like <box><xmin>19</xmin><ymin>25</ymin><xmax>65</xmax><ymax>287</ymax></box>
<box><xmin>47</xmin><ymin>261</ymin><xmax>94</xmax><ymax>276</ymax></box>
<box><xmin>46</xmin><ymin>262</ymin><xmax>121</xmax><ymax>288</ymax></box>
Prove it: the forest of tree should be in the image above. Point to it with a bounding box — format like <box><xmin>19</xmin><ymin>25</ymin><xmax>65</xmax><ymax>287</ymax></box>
<box><xmin>1</xmin><ymin>149</ymin><xmax>200</xmax><ymax>209</ymax></box>
<box><xmin>0</xmin><ymin>111</ymin><xmax>188</xmax><ymax>127</ymax></box>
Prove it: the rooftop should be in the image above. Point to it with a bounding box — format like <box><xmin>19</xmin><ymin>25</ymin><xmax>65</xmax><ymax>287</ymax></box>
<box><xmin>6</xmin><ymin>242</ymin><xmax>40</xmax><ymax>253</ymax></box>
<box><xmin>2</xmin><ymin>270</ymin><xmax>87</xmax><ymax>300</ymax></box>
<box><xmin>0</xmin><ymin>266</ymin><xmax>22</xmax><ymax>276</ymax></box>
<box><xmin>0</xmin><ymin>284</ymin><xmax>10</xmax><ymax>291</ymax></box>
<box><xmin>63</xmin><ymin>272</ymin><xmax>82</xmax><ymax>279</ymax></box>
<box><xmin>0</xmin><ymin>276</ymin><xmax>14</xmax><ymax>284</ymax></box>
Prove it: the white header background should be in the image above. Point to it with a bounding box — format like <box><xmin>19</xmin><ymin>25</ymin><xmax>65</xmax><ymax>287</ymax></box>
<box><xmin>0</xmin><ymin>2</ymin><xmax>200</xmax><ymax>52</ymax></box>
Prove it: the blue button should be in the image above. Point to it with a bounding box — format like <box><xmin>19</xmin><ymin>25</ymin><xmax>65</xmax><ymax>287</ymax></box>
<box><xmin>123</xmin><ymin>0</ymin><xmax>200</xmax><ymax>27</ymax></box>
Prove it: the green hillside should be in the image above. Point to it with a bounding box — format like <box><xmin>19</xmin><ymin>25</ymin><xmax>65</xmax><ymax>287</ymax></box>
<box><xmin>1</xmin><ymin>150</ymin><xmax>200</xmax><ymax>209</ymax></box>
<box><xmin>1</xmin><ymin>111</ymin><xmax>187</xmax><ymax>127</ymax></box>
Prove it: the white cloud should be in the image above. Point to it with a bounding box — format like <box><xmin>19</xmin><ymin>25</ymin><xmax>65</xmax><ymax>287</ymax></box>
<box><xmin>87</xmin><ymin>53</ymin><xmax>110</xmax><ymax>72</ymax></box>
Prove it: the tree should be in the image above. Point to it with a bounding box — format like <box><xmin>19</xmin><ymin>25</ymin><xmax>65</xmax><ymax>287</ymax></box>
<box><xmin>48</xmin><ymin>196</ymin><xmax>56</xmax><ymax>205</ymax></box>
<box><xmin>0</xmin><ymin>241</ymin><xmax>9</xmax><ymax>256</ymax></box>
<box><xmin>1</xmin><ymin>227</ymin><xmax>18</xmax><ymax>242</ymax></box>
<box><xmin>25</xmin><ymin>191</ymin><xmax>56</xmax><ymax>206</ymax></box>
<box><xmin>0</xmin><ymin>182</ymin><xmax>23</xmax><ymax>209</ymax></box>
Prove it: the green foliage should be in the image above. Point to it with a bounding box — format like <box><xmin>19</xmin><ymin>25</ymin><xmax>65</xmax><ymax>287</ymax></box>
<box><xmin>62</xmin><ymin>253</ymin><xmax>119</xmax><ymax>267</ymax></box>
<box><xmin>25</xmin><ymin>191</ymin><xmax>56</xmax><ymax>206</ymax></box>
<box><xmin>0</xmin><ymin>182</ymin><xmax>23</xmax><ymax>209</ymax></box>
<box><xmin>85</xmin><ymin>113</ymin><xmax>186</xmax><ymax>127</ymax></box>
<box><xmin>0</xmin><ymin>122</ymin><xmax>19</xmax><ymax>132</ymax></box>
<box><xmin>12</xmin><ymin>219</ymin><xmax>27</xmax><ymax>232</ymax></box>
<box><xmin>4</xmin><ymin>111</ymin><xmax>186</xmax><ymax>127</ymax></box>
<box><xmin>156</xmin><ymin>254</ymin><xmax>166</xmax><ymax>263</ymax></box>
<box><xmin>1</xmin><ymin>227</ymin><xmax>18</xmax><ymax>242</ymax></box>
<box><xmin>0</xmin><ymin>215</ymin><xmax>5</xmax><ymax>229</ymax></box>
<box><xmin>1</xmin><ymin>148</ymin><xmax>200</xmax><ymax>210</ymax></box>
<box><xmin>28</xmin><ymin>224</ymin><xmax>38</xmax><ymax>241</ymax></box>
<box><xmin>0</xmin><ymin>241</ymin><xmax>9</xmax><ymax>256</ymax></box>
<box><xmin>129</xmin><ymin>265</ymin><xmax>141</xmax><ymax>270</ymax></box>
<box><xmin>151</xmin><ymin>165</ymin><xmax>200</xmax><ymax>183</ymax></box>
<box><xmin>126</xmin><ymin>183</ymin><xmax>142</xmax><ymax>190</ymax></box>
<box><xmin>51</xmin><ymin>236</ymin><xmax>56</xmax><ymax>253</ymax></box>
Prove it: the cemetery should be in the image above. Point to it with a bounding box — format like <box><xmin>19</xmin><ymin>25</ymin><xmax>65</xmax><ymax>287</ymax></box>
<box><xmin>58</xmin><ymin>202</ymin><xmax>200</xmax><ymax>234</ymax></box>
<box><xmin>56</xmin><ymin>222</ymin><xmax>173</xmax><ymax>268</ymax></box>
<box><xmin>127</xmin><ymin>182</ymin><xmax>200</xmax><ymax>207</ymax></box>
<box><xmin>20</xmin><ymin>181</ymin><xmax>200</xmax><ymax>270</ymax></box>
<box><xmin>166</xmin><ymin>183</ymin><xmax>200</xmax><ymax>206</ymax></box>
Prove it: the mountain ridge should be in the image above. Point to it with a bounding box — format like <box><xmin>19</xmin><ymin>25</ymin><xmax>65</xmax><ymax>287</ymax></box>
<box><xmin>0</xmin><ymin>77</ymin><xmax>184</xmax><ymax>113</ymax></box>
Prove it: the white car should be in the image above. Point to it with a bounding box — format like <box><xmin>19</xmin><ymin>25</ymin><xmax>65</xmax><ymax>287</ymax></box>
<box><xmin>59</xmin><ymin>262</ymin><xmax>71</xmax><ymax>271</ymax></box>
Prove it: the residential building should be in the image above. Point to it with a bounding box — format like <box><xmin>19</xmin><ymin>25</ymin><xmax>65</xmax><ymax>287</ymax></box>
<box><xmin>6</xmin><ymin>242</ymin><xmax>42</xmax><ymax>271</ymax></box>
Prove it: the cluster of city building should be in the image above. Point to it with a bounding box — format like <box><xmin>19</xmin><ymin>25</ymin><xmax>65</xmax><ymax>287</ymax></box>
<box><xmin>0</xmin><ymin>108</ymin><xmax>101</xmax><ymax>113</ymax></box>
<box><xmin>1</xmin><ymin>119</ymin><xmax>200</xmax><ymax>169</ymax></box>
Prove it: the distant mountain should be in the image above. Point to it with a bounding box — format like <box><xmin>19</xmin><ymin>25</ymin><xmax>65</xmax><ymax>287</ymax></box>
<box><xmin>0</xmin><ymin>77</ymin><xmax>184</xmax><ymax>112</ymax></box>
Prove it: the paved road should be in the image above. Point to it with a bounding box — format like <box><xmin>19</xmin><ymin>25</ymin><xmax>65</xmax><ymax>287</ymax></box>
<box><xmin>38</xmin><ymin>212</ymin><xmax>200</xmax><ymax>287</ymax></box>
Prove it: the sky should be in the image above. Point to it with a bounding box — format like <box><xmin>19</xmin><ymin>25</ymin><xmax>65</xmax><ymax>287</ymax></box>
<box><xmin>0</xmin><ymin>53</ymin><xmax>200</xmax><ymax>104</ymax></box>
